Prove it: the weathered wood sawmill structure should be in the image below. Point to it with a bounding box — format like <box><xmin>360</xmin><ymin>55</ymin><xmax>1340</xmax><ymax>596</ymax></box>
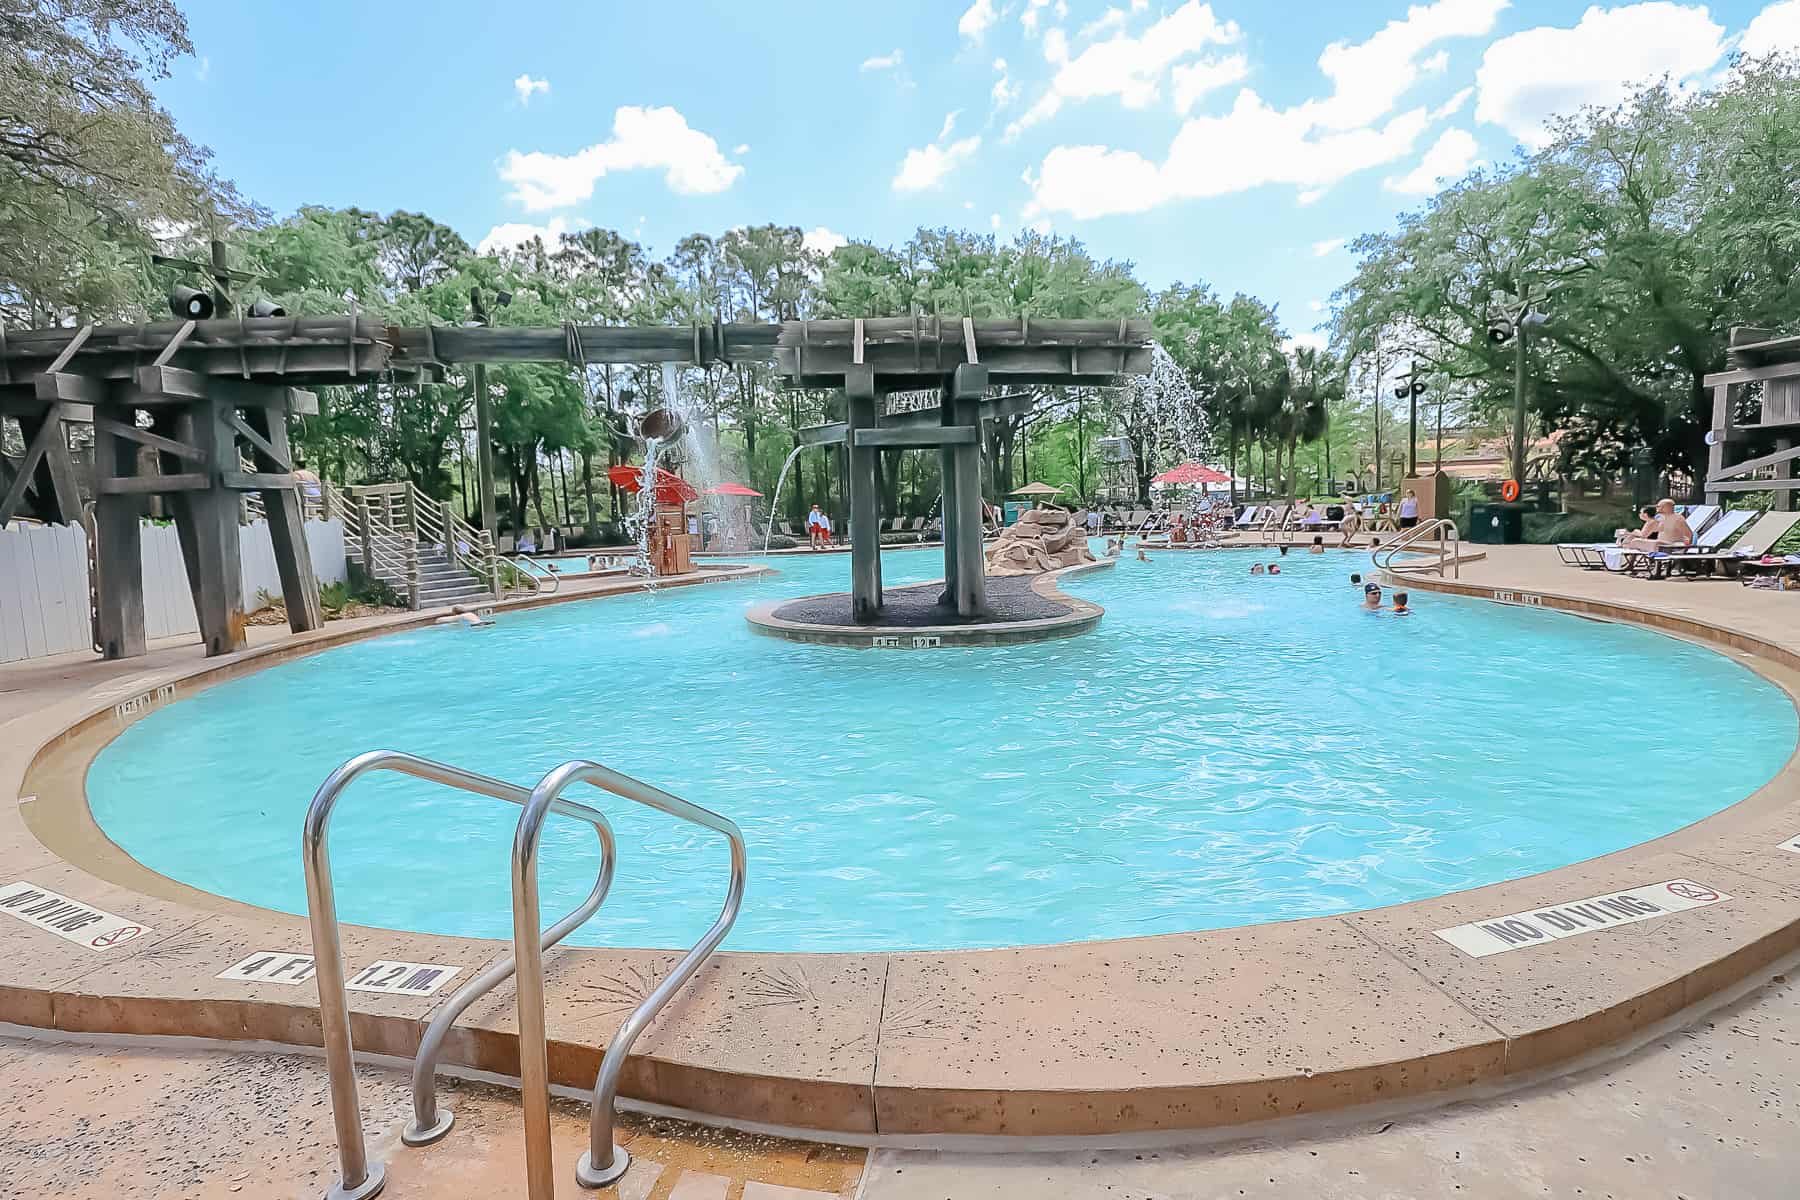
<box><xmin>0</xmin><ymin>312</ymin><xmax>1152</xmax><ymax>660</ymax></box>
<box><xmin>1704</xmin><ymin>326</ymin><xmax>1800</xmax><ymax>510</ymax></box>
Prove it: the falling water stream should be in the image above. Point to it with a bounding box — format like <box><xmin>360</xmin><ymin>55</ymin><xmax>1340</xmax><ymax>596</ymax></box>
<box><xmin>760</xmin><ymin>444</ymin><xmax>806</xmax><ymax>556</ymax></box>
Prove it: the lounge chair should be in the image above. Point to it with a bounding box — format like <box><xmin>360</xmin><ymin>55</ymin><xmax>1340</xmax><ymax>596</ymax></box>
<box><xmin>1656</xmin><ymin>511</ymin><xmax>1799</xmax><ymax>579</ymax></box>
<box><xmin>1233</xmin><ymin>505</ymin><xmax>1262</xmax><ymax>529</ymax></box>
<box><xmin>1608</xmin><ymin>508</ymin><xmax>1758</xmax><ymax>574</ymax></box>
<box><xmin>1559</xmin><ymin>504</ymin><xmax>1725</xmax><ymax>568</ymax></box>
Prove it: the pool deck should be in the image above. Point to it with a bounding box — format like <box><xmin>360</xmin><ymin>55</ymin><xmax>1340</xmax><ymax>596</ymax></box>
<box><xmin>3</xmin><ymin>545</ymin><xmax>1800</xmax><ymax>1164</ymax></box>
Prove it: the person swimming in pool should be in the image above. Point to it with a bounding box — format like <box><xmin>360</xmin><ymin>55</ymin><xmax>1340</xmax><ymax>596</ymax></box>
<box><xmin>1267</xmin><ymin>562</ymin><xmax>1281</xmax><ymax>575</ymax></box>
<box><xmin>1309</xmin><ymin>535</ymin><xmax>1325</xmax><ymax>555</ymax></box>
<box><xmin>1362</xmin><ymin>582</ymin><xmax>1383</xmax><ymax>610</ymax></box>
<box><xmin>1392</xmin><ymin>591</ymin><xmax>1412</xmax><ymax>615</ymax></box>
<box><xmin>1250</xmin><ymin>563</ymin><xmax>1266</xmax><ymax>575</ymax></box>
<box><xmin>1350</xmin><ymin>572</ymin><xmax>1363</xmax><ymax>586</ymax></box>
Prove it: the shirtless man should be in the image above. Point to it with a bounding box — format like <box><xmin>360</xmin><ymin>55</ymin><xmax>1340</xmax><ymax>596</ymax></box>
<box><xmin>1623</xmin><ymin>499</ymin><xmax>1693</xmax><ymax>553</ymax></box>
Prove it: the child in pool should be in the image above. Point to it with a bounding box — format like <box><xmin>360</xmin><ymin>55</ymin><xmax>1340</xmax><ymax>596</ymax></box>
<box><xmin>1250</xmin><ymin>563</ymin><xmax>1266</xmax><ymax>575</ymax></box>
<box><xmin>1392</xmin><ymin>591</ymin><xmax>1411</xmax><ymax>615</ymax></box>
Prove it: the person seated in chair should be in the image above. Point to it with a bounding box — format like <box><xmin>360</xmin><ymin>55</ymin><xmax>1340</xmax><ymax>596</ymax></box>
<box><xmin>1622</xmin><ymin>499</ymin><xmax>1692</xmax><ymax>553</ymax></box>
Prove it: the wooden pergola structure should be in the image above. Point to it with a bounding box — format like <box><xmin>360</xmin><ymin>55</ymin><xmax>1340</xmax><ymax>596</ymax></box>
<box><xmin>1705</xmin><ymin>326</ymin><xmax>1800</xmax><ymax>510</ymax></box>
<box><xmin>1</xmin><ymin>313</ymin><xmax>1151</xmax><ymax>658</ymax></box>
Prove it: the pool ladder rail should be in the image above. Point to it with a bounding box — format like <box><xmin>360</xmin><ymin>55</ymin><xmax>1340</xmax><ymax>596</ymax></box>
<box><xmin>1373</xmin><ymin>517</ymin><xmax>1461</xmax><ymax>579</ymax></box>
<box><xmin>302</xmin><ymin>750</ymin><xmax>747</xmax><ymax>1200</ymax></box>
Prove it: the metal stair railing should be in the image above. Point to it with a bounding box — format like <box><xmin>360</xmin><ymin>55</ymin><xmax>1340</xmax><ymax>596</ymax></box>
<box><xmin>303</xmin><ymin>750</ymin><xmax>618</xmax><ymax>1200</ymax></box>
<box><xmin>1373</xmin><ymin>517</ymin><xmax>1461</xmax><ymax>578</ymax></box>
<box><xmin>512</xmin><ymin>760</ymin><xmax>746</xmax><ymax>1194</ymax></box>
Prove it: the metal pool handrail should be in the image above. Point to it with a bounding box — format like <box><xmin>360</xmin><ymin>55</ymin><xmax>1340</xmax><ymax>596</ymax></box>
<box><xmin>404</xmin><ymin>819</ymin><xmax>616</xmax><ymax>1146</ymax></box>
<box><xmin>509</xmin><ymin>760</ymin><xmax>747</xmax><ymax>1192</ymax></box>
<box><xmin>302</xmin><ymin>750</ymin><xmax>617</xmax><ymax>1200</ymax></box>
<box><xmin>1374</xmin><ymin>517</ymin><xmax>1461</xmax><ymax>578</ymax></box>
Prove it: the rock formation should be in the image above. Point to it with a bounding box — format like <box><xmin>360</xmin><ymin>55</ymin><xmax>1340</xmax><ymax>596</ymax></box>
<box><xmin>984</xmin><ymin>506</ymin><xmax>1096</xmax><ymax>576</ymax></box>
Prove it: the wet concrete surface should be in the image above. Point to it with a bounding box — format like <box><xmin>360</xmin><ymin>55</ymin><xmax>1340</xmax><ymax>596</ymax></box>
<box><xmin>771</xmin><ymin>576</ymin><xmax>1068</xmax><ymax>628</ymax></box>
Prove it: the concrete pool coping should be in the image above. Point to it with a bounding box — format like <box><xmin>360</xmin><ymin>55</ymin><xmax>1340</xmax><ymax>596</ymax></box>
<box><xmin>2</xmin><ymin>549</ymin><xmax>1799</xmax><ymax>1141</ymax></box>
<box><xmin>744</xmin><ymin>560</ymin><xmax>1111</xmax><ymax>647</ymax></box>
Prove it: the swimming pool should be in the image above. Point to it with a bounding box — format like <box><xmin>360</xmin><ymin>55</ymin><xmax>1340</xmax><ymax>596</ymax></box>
<box><xmin>87</xmin><ymin>546</ymin><xmax>1797</xmax><ymax>952</ymax></box>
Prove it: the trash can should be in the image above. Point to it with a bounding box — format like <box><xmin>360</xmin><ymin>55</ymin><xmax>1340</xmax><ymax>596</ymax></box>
<box><xmin>1467</xmin><ymin>503</ymin><xmax>1525</xmax><ymax>544</ymax></box>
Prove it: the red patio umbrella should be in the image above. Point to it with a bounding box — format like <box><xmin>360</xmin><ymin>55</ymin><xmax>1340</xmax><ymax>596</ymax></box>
<box><xmin>607</xmin><ymin>464</ymin><xmax>698</xmax><ymax>504</ymax></box>
<box><xmin>1152</xmin><ymin>462</ymin><xmax>1232</xmax><ymax>486</ymax></box>
<box><xmin>704</xmin><ymin>482</ymin><xmax>763</xmax><ymax>497</ymax></box>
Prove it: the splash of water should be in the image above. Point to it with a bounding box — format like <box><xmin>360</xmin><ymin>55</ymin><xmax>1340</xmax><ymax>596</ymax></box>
<box><xmin>623</xmin><ymin>436</ymin><xmax>662</xmax><ymax>577</ymax></box>
<box><xmin>1123</xmin><ymin>343</ymin><xmax>1212</xmax><ymax>518</ymax></box>
<box><xmin>761</xmin><ymin>444</ymin><xmax>805</xmax><ymax>556</ymax></box>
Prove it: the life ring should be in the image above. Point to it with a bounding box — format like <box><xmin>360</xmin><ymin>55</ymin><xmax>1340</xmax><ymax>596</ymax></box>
<box><xmin>1500</xmin><ymin>479</ymin><xmax>1521</xmax><ymax>502</ymax></box>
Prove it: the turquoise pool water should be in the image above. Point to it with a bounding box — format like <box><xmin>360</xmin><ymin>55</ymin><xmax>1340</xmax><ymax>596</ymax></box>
<box><xmin>88</xmin><ymin>545</ymin><xmax>1796</xmax><ymax>952</ymax></box>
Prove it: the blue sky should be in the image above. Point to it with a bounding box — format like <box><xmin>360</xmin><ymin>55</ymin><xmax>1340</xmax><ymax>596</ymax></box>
<box><xmin>158</xmin><ymin>0</ymin><xmax>1799</xmax><ymax>342</ymax></box>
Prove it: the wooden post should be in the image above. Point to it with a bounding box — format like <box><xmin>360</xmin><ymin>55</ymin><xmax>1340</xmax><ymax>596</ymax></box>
<box><xmin>93</xmin><ymin>390</ymin><xmax>146</xmax><ymax>659</ymax></box>
<box><xmin>358</xmin><ymin>497</ymin><xmax>375</xmax><ymax>577</ymax></box>
<box><xmin>1777</xmin><ymin>437</ymin><xmax>1796</xmax><ymax>512</ymax></box>
<box><xmin>949</xmin><ymin>363</ymin><xmax>989</xmax><ymax>617</ymax></box>
<box><xmin>1706</xmin><ymin>381</ymin><xmax>1731</xmax><ymax>506</ymax></box>
<box><xmin>235</xmin><ymin>391</ymin><xmax>323</xmax><ymax>633</ymax></box>
<box><xmin>845</xmin><ymin>365</ymin><xmax>883</xmax><ymax>622</ymax></box>
<box><xmin>938</xmin><ymin>390</ymin><xmax>960</xmax><ymax>607</ymax></box>
<box><xmin>169</xmin><ymin>395</ymin><xmax>246</xmax><ymax>655</ymax></box>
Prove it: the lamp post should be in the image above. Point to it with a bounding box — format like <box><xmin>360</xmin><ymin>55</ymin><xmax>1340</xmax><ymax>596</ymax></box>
<box><xmin>466</xmin><ymin>287</ymin><xmax>512</xmax><ymax>538</ymax></box>
<box><xmin>1393</xmin><ymin>365</ymin><xmax>1427</xmax><ymax>477</ymax></box>
<box><xmin>1487</xmin><ymin>295</ymin><xmax>1547</xmax><ymax>491</ymax></box>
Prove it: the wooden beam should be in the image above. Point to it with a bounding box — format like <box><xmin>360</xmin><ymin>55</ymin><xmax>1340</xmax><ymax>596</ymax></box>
<box><xmin>853</xmin><ymin>425</ymin><xmax>979</xmax><ymax>447</ymax></box>
<box><xmin>797</xmin><ymin>422</ymin><xmax>848</xmax><ymax>447</ymax></box>
<box><xmin>1705</xmin><ymin>478</ymin><xmax>1800</xmax><ymax>493</ymax></box>
<box><xmin>1708</xmin><ymin>442</ymin><xmax>1800</xmax><ymax>483</ymax></box>
<box><xmin>1701</xmin><ymin>361</ymin><xmax>1800</xmax><ymax>388</ymax></box>
<box><xmin>96</xmin><ymin>473</ymin><xmax>209</xmax><ymax>495</ymax></box>
<box><xmin>0</xmin><ymin>393</ymin><xmax>92</xmax><ymax>421</ymax></box>
<box><xmin>221</xmin><ymin>470</ymin><xmax>296</xmax><ymax>490</ymax></box>
<box><xmin>0</xmin><ymin>404</ymin><xmax>64</xmax><ymax>523</ymax></box>
<box><xmin>34</xmin><ymin>371</ymin><xmax>108</xmax><ymax>405</ymax></box>
<box><xmin>136</xmin><ymin>364</ymin><xmax>208</xmax><ymax>399</ymax></box>
<box><xmin>94</xmin><ymin>416</ymin><xmax>208</xmax><ymax>463</ymax></box>
<box><xmin>223</xmin><ymin>410</ymin><xmax>290</xmax><ymax>469</ymax></box>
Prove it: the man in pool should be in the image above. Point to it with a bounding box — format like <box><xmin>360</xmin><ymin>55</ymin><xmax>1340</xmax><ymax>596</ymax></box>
<box><xmin>1362</xmin><ymin>582</ymin><xmax>1383</xmax><ymax>609</ymax></box>
<box><xmin>1309</xmin><ymin>536</ymin><xmax>1325</xmax><ymax>555</ymax></box>
<box><xmin>1392</xmin><ymin>591</ymin><xmax>1412</xmax><ymax>615</ymax></box>
<box><xmin>1250</xmin><ymin>562</ymin><xmax>1265</xmax><ymax>575</ymax></box>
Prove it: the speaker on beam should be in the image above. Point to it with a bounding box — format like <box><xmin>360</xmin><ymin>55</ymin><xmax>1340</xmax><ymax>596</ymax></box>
<box><xmin>169</xmin><ymin>286</ymin><xmax>215</xmax><ymax>320</ymax></box>
<box><xmin>248</xmin><ymin>298</ymin><xmax>287</xmax><ymax>318</ymax></box>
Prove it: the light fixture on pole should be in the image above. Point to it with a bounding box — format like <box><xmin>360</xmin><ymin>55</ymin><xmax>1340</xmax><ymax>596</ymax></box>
<box><xmin>1487</xmin><ymin>296</ymin><xmax>1548</xmax><ymax>495</ymax></box>
<box><xmin>1393</xmin><ymin>364</ymin><xmax>1428</xmax><ymax>477</ymax></box>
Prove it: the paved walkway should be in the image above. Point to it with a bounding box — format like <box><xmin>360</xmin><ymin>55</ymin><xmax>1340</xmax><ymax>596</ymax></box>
<box><xmin>862</xmin><ymin>957</ymin><xmax>1797</xmax><ymax>1199</ymax></box>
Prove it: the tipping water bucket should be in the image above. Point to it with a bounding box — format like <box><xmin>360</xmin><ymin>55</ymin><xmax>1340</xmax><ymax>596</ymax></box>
<box><xmin>639</xmin><ymin>408</ymin><xmax>687</xmax><ymax>442</ymax></box>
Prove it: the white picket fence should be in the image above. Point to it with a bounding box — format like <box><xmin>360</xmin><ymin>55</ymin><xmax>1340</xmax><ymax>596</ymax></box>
<box><xmin>0</xmin><ymin>518</ymin><xmax>347</xmax><ymax>664</ymax></box>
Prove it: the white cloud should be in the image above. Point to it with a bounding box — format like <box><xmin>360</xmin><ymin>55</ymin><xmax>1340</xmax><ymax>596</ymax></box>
<box><xmin>1297</xmin><ymin>188</ymin><xmax>1327</xmax><ymax>206</ymax></box>
<box><xmin>1432</xmin><ymin>86</ymin><xmax>1474</xmax><ymax>119</ymax></box>
<box><xmin>802</xmin><ymin>226</ymin><xmax>848</xmax><ymax>255</ymax></box>
<box><xmin>1475</xmin><ymin>3</ymin><xmax>1726</xmax><ymax>148</ymax></box>
<box><xmin>478</xmin><ymin>216</ymin><xmax>584</xmax><ymax>254</ymax></box>
<box><xmin>1305</xmin><ymin>0</ymin><xmax>1507</xmax><ymax>131</ymax></box>
<box><xmin>1308</xmin><ymin>300</ymin><xmax>1326</xmax><ymax>312</ymax></box>
<box><xmin>1021</xmin><ymin>0</ymin><xmax>1067</xmax><ymax>36</ymax></box>
<box><xmin>894</xmin><ymin>135</ymin><xmax>983</xmax><ymax>191</ymax></box>
<box><xmin>1312</xmin><ymin>237</ymin><xmax>1347</xmax><ymax>257</ymax></box>
<box><xmin>1741</xmin><ymin>0</ymin><xmax>1800</xmax><ymax>56</ymax></box>
<box><xmin>1027</xmin><ymin>93</ymin><xmax>1429</xmax><ymax>218</ymax></box>
<box><xmin>734</xmin><ymin>143</ymin><xmax>750</xmax><ymax>154</ymax></box>
<box><xmin>1022</xmin><ymin>0</ymin><xmax>1501</xmax><ymax>216</ymax></box>
<box><xmin>960</xmin><ymin>0</ymin><xmax>998</xmax><ymax>42</ymax></box>
<box><xmin>1008</xmin><ymin>0</ymin><xmax>1244</xmax><ymax>137</ymax></box>
<box><xmin>990</xmin><ymin>211</ymin><xmax>1004</xmax><ymax>230</ymax></box>
<box><xmin>939</xmin><ymin>110</ymin><xmax>962</xmax><ymax>141</ymax></box>
<box><xmin>861</xmin><ymin>48</ymin><xmax>904</xmax><ymax>71</ymax></box>
<box><xmin>1172</xmin><ymin>54</ymin><xmax>1251</xmax><ymax>113</ymax></box>
<box><xmin>194</xmin><ymin>55</ymin><xmax>211</xmax><ymax>83</ymax></box>
<box><xmin>500</xmin><ymin>106</ymin><xmax>743</xmax><ymax>210</ymax></box>
<box><xmin>1384</xmin><ymin>126</ymin><xmax>1483</xmax><ymax>193</ymax></box>
<box><xmin>1080</xmin><ymin>7</ymin><xmax>1130</xmax><ymax>39</ymax></box>
<box><xmin>513</xmin><ymin>73</ymin><xmax>550</xmax><ymax>105</ymax></box>
<box><xmin>1286</xmin><ymin>332</ymin><xmax>1329</xmax><ymax>353</ymax></box>
<box><xmin>992</xmin><ymin>57</ymin><xmax>1020</xmax><ymax>107</ymax></box>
